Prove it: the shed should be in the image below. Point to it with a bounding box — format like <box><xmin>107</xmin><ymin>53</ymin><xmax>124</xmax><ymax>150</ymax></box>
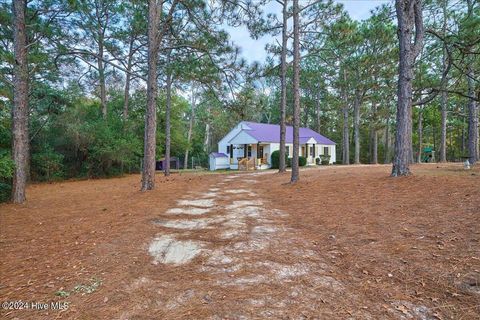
<box><xmin>156</xmin><ymin>157</ymin><xmax>180</xmax><ymax>171</ymax></box>
<box><xmin>209</xmin><ymin>153</ymin><xmax>229</xmax><ymax>171</ymax></box>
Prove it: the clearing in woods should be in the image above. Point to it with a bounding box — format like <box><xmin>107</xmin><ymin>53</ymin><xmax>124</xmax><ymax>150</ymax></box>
<box><xmin>0</xmin><ymin>164</ymin><xmax>479</xmax><ymax>319</ymax></box>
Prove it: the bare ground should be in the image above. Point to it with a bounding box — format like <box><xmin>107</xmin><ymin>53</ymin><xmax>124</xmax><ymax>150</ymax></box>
<box><xmin>0</xmin><ymin>164</ymin><xmax>479</xmax><ymax>319</ymax></box>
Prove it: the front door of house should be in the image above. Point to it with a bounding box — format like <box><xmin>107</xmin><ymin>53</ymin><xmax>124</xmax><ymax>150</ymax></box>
<box><xmin>258</xmin><ymin>145</ymin><xmax>264</xmax><ymax>159</ymax></box>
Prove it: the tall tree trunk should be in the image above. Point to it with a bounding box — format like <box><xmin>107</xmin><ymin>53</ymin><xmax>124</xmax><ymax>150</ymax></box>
<box><xmin>184</xmin><ymin>84</ymin><xmax>196</xmax><ymax>169</ymax></box>
<box><xmin>12</xmin><ymin>0</ymin><xmax>29</xmax><ymax>204</ymax></box>
<box><xmin>315</xmin><ymin>91</ymin><xmax>321</xmax><ymax>133</ymax></box>
<box><xmin>353</xmin><ymin>90</ymin><xmax>361</xmax><ymax>164</ymax></box>
<box><xmin>290</xmin><ymin>0</ymin><xmax>300</xmax><ymax>183</ymax></box>
<box><xmin>439</xmin><ymin>92</ymin><xmax>448</xmax><ymax>162</ymax></box>
<box><xmin>439</xmin><ymin>0</ymin><xmax>448</xmax><ymax>162</ymax></box>
<box><xmin>372</xmin><ymin>130</ymin><xmax>378</xmax><ymax>164</ymax></box>
<box><xmin>392</xmin><ymin>0</ymin><xmax>424</xmax><ymax>176</ymax></box>
<box><xmin>141</xmin><ymin>0</ymin><xmax>162</xmax><ymax>191</ymax></box>
<box><xmin>123</xmin><ymin>35</ymin><xmax>135</xmax><ymax>120</ymax></box>
<box><xmin>467</xmin><ymin>65</ymin><xmax>478</xmax><ymax>164</ymax></box>
<box><xmin>97</xmin><ymin>30</ymin><xmax>107</xmax><ymax>118</ymax></box>
<box><xmin>385</xmin><ymin>114</ymin><xmax>390</xmax><ymax>163</ymax></box>
<box><xmin>204</xmin><ymin>119</ymin><xmax>210</xmax><ymax>153</ymax></box>
<box><xmin>164</xmin><ymin>70</ymin><xmax>172</xmax><ymax>176</ymax></box>
<box><xmin>342</xmin><ymin>105</ymin><xmax>349</xmax><ymax>165</ymax></box>
<box><xmin>465</xmin><ymin>0</ymin><xmax>478</xmax><ymax>163</ymax></box>
<box><xmin>461</xmin><ymin>112</ymin><xmax>466</xmax><ymax>154</ymax></box>
<box><xmin>341</xmin><ymin>69</ymin><xmax>350</xmax><ymax>165</ymax></box>
<box><xmin>417</xmin><ymin>109</ymin><xmax>423</xmax><ymax>163</ymax></box>
<box><xmin>407</xmin><ymin>106</ymin><xmax>414</xmax><ymax>164</ymax></box>
<box><xmin>278</xmin><ymin>0</ymin><xmax>288</xmax><ymax>173</ymax></box>
<box><xmin>371</xmin><ymin>102</ymin><xmax>378</xmax><ymax>164</ymax></box>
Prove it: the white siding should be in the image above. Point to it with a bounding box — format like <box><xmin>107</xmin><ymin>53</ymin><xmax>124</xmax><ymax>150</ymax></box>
<box><xmin>209</xmin><ymin>155</ymin><xmax>229</xmax><ymax>170</ymax></box>
<box><xmin>330</xmin><ymin>145</ymin><xmax>336</xmax><ymax>163</ymax></box>
<box><xmin>228</xmin><ymin>130</ymin><xmax>258</xmax><ymax>145</ymax></box>
<box><xmin>218</xmin><ymin>122</ymin><xmax>252</xmax><ymax>156</ymax></box>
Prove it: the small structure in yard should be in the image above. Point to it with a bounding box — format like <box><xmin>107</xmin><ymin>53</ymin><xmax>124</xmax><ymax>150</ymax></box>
<box><xmin>156</xmin><ymin>157</ymin><xmax>180</xmax><ymax>171</ymax></box>
<box><xmin>210</xmin><ymin>121</ymin><xmax>336</xmax><ymax>171</ymax></box>
<box><xmin>422</xmin><ymin>147</ymin><xmax>435</xmax><ymax>163</ymax></box>
<box><xmin>209</xmin><ymin>153</ymin><xmax>229</xmax><ymax>171</ymax></box>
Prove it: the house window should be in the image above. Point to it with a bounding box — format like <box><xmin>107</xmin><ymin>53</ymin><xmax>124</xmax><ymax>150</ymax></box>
<box><xmin>248</xmin><ymin>146</ymin><xmax>252</xmax><ymax>157</ymax></box>
<box><xmin>286</xmin><ymin>146</ymin><xmax>290</xmax><ymax>157</ymax></box>
<box><xmin>226</xmin><ymin>146</ymin><xmax>230</xmax><ymax>154</ymax></box>
<box><xmin>310</xmin><ymin>145</ymin><xmax>314</xmax><ymax>157</ymax></box>
<box><xmin>324</xmin><ymin>146</ymin><xmax>329</xmax><ymax>156</ymax></box>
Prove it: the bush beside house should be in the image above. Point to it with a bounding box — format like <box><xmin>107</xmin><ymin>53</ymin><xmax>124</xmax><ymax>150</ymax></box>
<box><xmin>320</xmin><ymin>155</ymin><xmax>331</xmax><ymax>165</ymax></box>
<box><xmin>271</xmin><ymin>150</ymin><xmax>288</xmax><ymax>169</ymax></box>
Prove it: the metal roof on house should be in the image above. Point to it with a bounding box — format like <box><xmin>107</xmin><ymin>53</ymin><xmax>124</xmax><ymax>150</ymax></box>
<box><xmin>232</xmin><ymin>121</ymin><xmax>335</xmax><ymax>145</ymax></box>
<box><xmin>210</xmin><ymin>152</ymin><xmax>228</xmax><ymax>158</ymax></box>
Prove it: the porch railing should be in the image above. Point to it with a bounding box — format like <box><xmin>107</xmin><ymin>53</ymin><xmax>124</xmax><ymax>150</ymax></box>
<box><xmin>238</xmin><ymin>157</ymin><xmax>256</xmax><ymax>170</ymax></box>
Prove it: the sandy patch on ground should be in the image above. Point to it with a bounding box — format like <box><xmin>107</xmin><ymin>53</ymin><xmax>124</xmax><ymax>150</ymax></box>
<box><xmin>148</xmin><ymin>236</ymin><xmax>204</xmax><ymax>265</ymax></box>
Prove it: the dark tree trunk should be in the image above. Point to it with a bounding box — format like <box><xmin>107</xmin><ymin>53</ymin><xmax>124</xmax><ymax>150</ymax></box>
<box><xmin>439</xmin><ymin>90</ymin><xmax>447</xmax><ymax>162</ymax></box>
<box><xmin>385</xmin><ymin>114</ymin><xmax>390</xmax><ymax>163</ymax></box>
<box><xmin>12</xmin><ymin>0</ymin><xmax>29</xmax><ymax>204</ymax></box>
<box><xmin>467</xmin><ymin>64</ymin><xmax>478</xmax><ymax>164</ymax></box>
<box><xmin>141</xmin><ymin>0</ymin><xmax>162</xmax><ymax>191</ymax></box>
<box><xmin>164</xmin><ymin>70</ymin><xmax>172</xmax><ymax>176</ymax></box>
<box><xmin>461</xmin><ymin>113</ymin><xmax>466</xmax><ymax>154</ymax></box>
<box><xmin>315</xmin><ymin>91</ymin><xmax>321</xmax><ymax>133</ymax></box>
<box><xmin>392</xmin><ymin>0</ymin><xmax>424</xmax><ymax>176</ymax></box>
<box><xmin>372</xmin><ymin>129</ymin><xmax>378</xmax><ymax>164</ymax></box>
<box><xmin>123</xmin><ymin>71</ymin><xmax>131</xmax><ymax>120</ymax></box>
<box><xmin>342</xmin><ymin>105</ymin><xmax>349</xmax><ymax>165</ymax></box>
<box><xmin>290</xmin><ymin>0</ymin><xmax>300</xmax><ymax>183</ymax></box>
<box><xmin>408</xmin><ymin>104</ymin><xmax>415</xmax><ymax>164</ymax></box>
<box><xmin>184</xmin><ymin>84</ymin><xmax>196</xmax><ymax>169</ymax></box>
<box><xmin>203</xmin><ymin>111</ymin><xmax>211</xmax><ymax>153</ymax></box>
<box><xmin>439</xmin><ymin>0</ymin><xmax>448</xmax><ymax>162</ymax></box>
<box><xmin>279</xmin><ymin>0</ymin><xmax>288</xmax><ymax>173</ymax></box>
<box><xmin>97</xmin><ymin>27</ymin><xmax>107</xmax><ymax>118</ymax></box>
<box><xmin>465</xmin><ymin>0</ymin><xmax>478</xmax><ymax>163</ymax></box>
<box><xmin>342</xmin><ymin>69</ymin><xmax>350</xmax><ymax>165</ymax></box>
<box><xmin>417</xmin><ymin>109</ymin><xmax>423</xmax><ymax>163</ymax></box>
<box><xmin>123</xmin><ymin>35</ymin><xmax>135</xmax><ymax>120</ymax></box>
<box><xmin>353</xmin><ymin>90</ymin><xmax>361</xmax><ymax>164</ymax></box>
<box><xmin>98</xmin><ymin>53</ymin><xmax>107</xmax><ymax>117</ymax></box>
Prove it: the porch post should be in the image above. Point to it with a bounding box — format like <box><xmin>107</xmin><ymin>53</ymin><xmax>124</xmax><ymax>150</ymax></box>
<box><xmin>244</xmin><ymin>144</ymin><xmax>247</xmax><ymax>158</ymax></box>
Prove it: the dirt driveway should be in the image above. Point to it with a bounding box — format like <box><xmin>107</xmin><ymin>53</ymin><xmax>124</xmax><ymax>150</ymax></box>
<box><xmin>1</xmin><ymin>164</ymin><xmax>479</xmax><ymax>319</ymax></box>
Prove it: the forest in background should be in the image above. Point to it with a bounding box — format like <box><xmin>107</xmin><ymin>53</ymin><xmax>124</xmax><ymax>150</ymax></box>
<box><xmin>1</xmin><ymin>0</ymin><xmax>479</xmax><ymax>202</ymax></box>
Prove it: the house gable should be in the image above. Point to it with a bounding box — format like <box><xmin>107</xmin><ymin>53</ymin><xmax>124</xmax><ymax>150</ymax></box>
<box><xmin>228</xmin><ymin>130</ymin><xmax>259</xmax><ymax>145</ymax></box>
<box><xmin>218</xmin><ymin>122</ymin><xmax>252</xmax><ymax>146</ymax></box>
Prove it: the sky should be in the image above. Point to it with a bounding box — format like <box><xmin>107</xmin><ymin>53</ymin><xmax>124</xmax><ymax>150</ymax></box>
<box><xmin>224</xmin><ymin>0</ymin><xmax>392</xmax><ymax>64</ymax></box>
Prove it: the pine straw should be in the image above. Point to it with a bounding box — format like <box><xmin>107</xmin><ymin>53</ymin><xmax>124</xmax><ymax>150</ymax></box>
<box><xmin>1</xmin><ymin>164</ymin><xmax>479</xmax><ymax>319</ymax></box>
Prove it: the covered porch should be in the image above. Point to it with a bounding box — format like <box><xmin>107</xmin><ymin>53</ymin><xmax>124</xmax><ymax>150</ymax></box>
<box><xmin>300</xmin><ymin>137</ymin><xmax>320</xmax><ymax>166</ymax></box>
<box><xmin>227</xmin><ymin>143</ymin><xmax>270</xmax><ymax>170</ymax></box>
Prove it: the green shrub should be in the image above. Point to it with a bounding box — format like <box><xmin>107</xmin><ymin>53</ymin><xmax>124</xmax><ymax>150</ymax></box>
<box><xmin>315</xmin><ymin>157</ymin><xmax>321</xmax><ymax>165</ymax></box>
<box><xmin>271</xmin><ymin>150</ymin><xmax>288</xmax><ymax>169</ymax></box>
<box><xmin>299</xmin><ymin>156</ymin><xmax>307</xmax><ymax>167</ymax></box>
<box><xmin>0</xmin><ymin>151</ymin><xmax>14</xmax><ymax>202</ymax></box>
<box><xmin>320</xmin><ymin>155</ymin><xmax>331</xmax><ymax>165</ymax></box>
<box><xmin>287</xmin><ymin>156</ymin><xmax>306</xmax><ymax>167</ymax></box>
<box><xmin>31</xmin><ymin>146</ymin><xmax>64</xmax><ymax>181</ymax></box>
<box><xmin>0</xmin><ymin>152</ymin><xmax>14</xmax><ymax>179</ymax></box>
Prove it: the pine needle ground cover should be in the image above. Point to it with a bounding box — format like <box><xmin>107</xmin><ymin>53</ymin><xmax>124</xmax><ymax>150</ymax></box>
<box><xmin>1</xmin><ymin>164</ymin><xmax>479</xmax><ymax>319</ymax></box>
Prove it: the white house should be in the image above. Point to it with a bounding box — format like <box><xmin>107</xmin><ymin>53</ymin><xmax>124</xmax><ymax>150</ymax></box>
<box><xmin>209</xmin><ymin>121</ymin><xmax>336</xmax><ymax>170</ymax></box>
